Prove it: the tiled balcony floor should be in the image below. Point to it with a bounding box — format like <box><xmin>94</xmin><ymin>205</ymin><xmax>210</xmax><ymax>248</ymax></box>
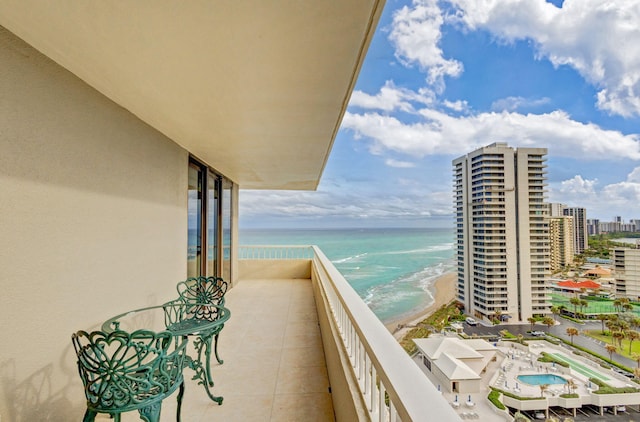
<box><xmin>104</xmin><ymin>278</ymin><xmax>335</xmax><ymax>421</ymax></box>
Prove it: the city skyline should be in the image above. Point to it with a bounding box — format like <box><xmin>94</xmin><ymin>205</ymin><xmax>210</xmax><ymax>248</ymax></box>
<box><xmin>240</xmin><ymin>0</ymin><xmax>640</xmax><ymax>229</ymax></box>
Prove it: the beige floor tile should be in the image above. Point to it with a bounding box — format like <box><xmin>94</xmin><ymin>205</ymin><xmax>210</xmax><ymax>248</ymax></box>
<box><xmin>132</xmin><ymin>278</ymin><xmax>337</xmax><ymax>421</ymax></box>
<box><xmin>270</xmin><ymin>393</ymin><xmax>335</xmax><ymax>422</ymax></box>
<box><xmin>275</xmin><ymin>364</ymin><xmax>330</xmax><ymax>394</ymax></box>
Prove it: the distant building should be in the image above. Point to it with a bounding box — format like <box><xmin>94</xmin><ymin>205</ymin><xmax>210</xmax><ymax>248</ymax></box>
<box><xmin>549</xmin><ymin>216</ymin><xmax>574</xmax><ymax>272</ymax></box>
<box><xmin>548</xmin><ymin>202</ymin><xmax>566</xmax><ymax>217</ymax></box>
<box><xmin>587</xmin><ymin>218</ymin><xmax>600</xmax><ymax>235</ymax></box>
<box><xmin>453</xmin><ymin>142</ymin><xmax>550</xmax><ymax>323</ymax></box>
<box><xmin>563</xmin><ymin>207</ymin><xmax>588</xmax><ymax>254</ymax></box>
<box><xmin>613</xmin><ymin>247</ymin><xmax>640</xmax><ymax>300</ymax></box>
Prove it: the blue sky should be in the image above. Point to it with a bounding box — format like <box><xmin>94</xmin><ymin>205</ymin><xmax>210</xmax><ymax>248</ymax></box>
<box><xmin>240</xmin><ymin>0</ymin><xmax>640</xmax><ymax>229</ymax></box>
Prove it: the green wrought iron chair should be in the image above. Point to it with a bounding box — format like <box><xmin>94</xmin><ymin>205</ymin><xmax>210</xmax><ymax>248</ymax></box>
<box><xmin>72</xmin><ymin>329</ymin><xmax>188</xmax><ymax>422</ymax></box>
<box><xmin>172</xmin><ymin>276</ymin><xmax>228</xmax><ymax>364</ymax></box>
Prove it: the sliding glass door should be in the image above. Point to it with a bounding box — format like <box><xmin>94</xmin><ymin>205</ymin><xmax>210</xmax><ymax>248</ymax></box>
<box><xmin>187</xmin><ymin>162</ymin><xmax>203</xmax><ymax>277</ymax></box>
<box><xmin>187</xmin><ymin>157</ymin><xmax>234</xmax><ymax>281</ymax></box>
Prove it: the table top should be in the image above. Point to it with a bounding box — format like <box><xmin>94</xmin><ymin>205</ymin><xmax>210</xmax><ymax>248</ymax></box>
<box><xmin>102</xmin><ymin>302</ymin><xmax>230</xmax><ymax>336</ymax></box>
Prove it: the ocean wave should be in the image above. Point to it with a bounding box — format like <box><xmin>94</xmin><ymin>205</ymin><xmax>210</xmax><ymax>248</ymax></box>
<box><xmin>362</xmin><ymin>243</ymin><xmax>454</xmax><ymax>257</ymax></box>
<box><xmin>332</xmin><ymin>252</ymin><xmax>368</xmax><ymax>264</ymax></box>
<box><xmin>362</xmin><ymin>262</ymin><xmax>453</xmax><ymax>316</ymax></box>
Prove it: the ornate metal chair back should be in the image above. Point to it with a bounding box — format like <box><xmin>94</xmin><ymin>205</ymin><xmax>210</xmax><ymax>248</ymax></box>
<box><xmin>172</xmin><ymin>276</ymin><xmax>229</xmax><ymax>366</ymax></box>
<box><xmin>71</xmin><ymin>329</ymin><xmax>187</xmax><ymax>422</ymax></box>
<box><xmin>176</xmin><ymin>276</ymin><xmax>228</xmax><ymax>307</ymax></box>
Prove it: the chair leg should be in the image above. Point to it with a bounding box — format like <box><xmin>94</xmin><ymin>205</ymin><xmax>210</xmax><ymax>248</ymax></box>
<box><xmin>82</xmin><ymin>409</ymin><xmax>97</xmax><ymax>422</ymax></box>
<box><xmin>176</xmin><ymin>380</ymin><xmax>185</xmax><ymax>422</ymax></box>
<box><xmin>214</xmin><ymin>333</ymin><xmax>223</xmax><ymax>364</ymax></box>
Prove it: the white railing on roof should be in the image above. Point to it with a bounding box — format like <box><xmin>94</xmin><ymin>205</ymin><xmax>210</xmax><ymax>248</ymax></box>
<box><xmin>239</xmin><ymin>244</ymin><xmax>458</xmax><ymax>421</ymax></box>
<box><xmin>238</xmin><ymin>245</ymin><xmax>314</xmax><ymax>260</ymax></box>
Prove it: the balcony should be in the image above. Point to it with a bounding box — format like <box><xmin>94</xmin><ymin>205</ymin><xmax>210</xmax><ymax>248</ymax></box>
<box><xmin>160</xmin><ymin>245</ymin><xmax>459</xmax><ymax>421</ymax></box>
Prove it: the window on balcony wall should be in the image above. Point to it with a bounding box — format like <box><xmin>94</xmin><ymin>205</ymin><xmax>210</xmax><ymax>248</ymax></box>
<box><xmin>187</xmin><ymin>157</ymin><xmax>234</xmax><ymax>280</ymax></box>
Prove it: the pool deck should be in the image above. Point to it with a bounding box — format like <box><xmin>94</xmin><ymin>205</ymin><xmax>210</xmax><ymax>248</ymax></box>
<box><xmin>493</xmin><ymin>340</ymin><xmax>631</xmax><ymax>399</ymax></box>
<box><xmin>414</xmin><ymin>337</ymin><xmax>638</xmax><ymax>421</ymax></box>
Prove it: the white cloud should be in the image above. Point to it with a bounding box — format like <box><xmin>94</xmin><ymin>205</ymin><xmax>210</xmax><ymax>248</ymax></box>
<box><xmin>389</xmin><ymin>0</ymin><xmax>463</xmax><ymax>91</ymax></box>
<box><xmin>549</xmin><ymin>169</ymin><xmax>640</xmax><ymax>220</ymax></box>
<box><xmin>491</xmin><ymin>96</ymin><xmax>551</xmax><ymax>112</ymax></box>
<box><xmin>385</xmin><ymin>158</ymin><xmax>415</xmax><ymax>168</ymax></box>
<box><xmin>449</xmin><ymin>0</ymin><xmax>640</xmax><ymax>117</ymax></box>
<box><xmin>442</xmin><ymin>99</ymin><xmax>469</xmax><ymax>112</ymax></box>
<box><xmin>349</xmin><ymin>80</ymin><xmax>435</xmax><ymax>112</ymax></box>
<box><xmin>342</xmin><ymin>108</ymin><xmax>640</xmax><ymax>160</ymax></box>
<box><xmin>556</xmin><ymin>175</ymin><xmax>598</xmax><ymax>196</ymax></box>
<box><xmin>626</xmin><ymin>167</ymin><xmax>640</xmax><ymax>183</ymax></box>
<box><xmin>239</xmin><ymin>185</ymin><xmax>452</xmax><ymax>226</ymax></box>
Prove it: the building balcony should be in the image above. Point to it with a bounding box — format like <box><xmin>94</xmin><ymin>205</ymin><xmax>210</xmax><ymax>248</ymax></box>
<box><xmin>163</xmin><ymin>245</ymin><xmax>458</xmax><ymax>421</ymax></box>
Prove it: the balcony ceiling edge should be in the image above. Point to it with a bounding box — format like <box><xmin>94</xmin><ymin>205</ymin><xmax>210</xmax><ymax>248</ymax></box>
<box><xmin>0</xmin><ymin>1</ymin><xmax>385</xmax><ymax>190</ymax></box>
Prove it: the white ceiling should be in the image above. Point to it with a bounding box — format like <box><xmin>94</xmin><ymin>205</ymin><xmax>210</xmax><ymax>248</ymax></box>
<box><xmin>0</xmin><ymin>1</ymin><xmax>384</xmax><ymax>189</ymax></box>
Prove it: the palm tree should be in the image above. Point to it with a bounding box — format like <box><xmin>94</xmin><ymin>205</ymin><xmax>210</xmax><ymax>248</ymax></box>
<box><xmin>628</xmin><ymin>330</ymin><xmax>640</xmax><ymax>354</ymax></box>
<box><xmin>614</xmin><ymin>298</ymin><xmax>622</xmax><ymax>312</ymax></box>
<box><xmin>543</xmin><ymin>316</ymin><xmax>555</xmax><ymax>331</ymax></box>
<box><xmin>579</xmin><ymin>299</ymin><xmax>589</xmax><ymax>316</ymax></box>
<box><xmin>632</xmin><ymin>353</ymin><xmax>640</xmax><ymax>369</ymax></box>
<box><xmin>550</xmin><ymin>306</ymin><xmax>559</xmax><ymax>322</ymax></box>
<box><xmin>597</xmin><ymin>314</ymin><xmax>609</xmax><ymax>334</ymax></box>
<box><xmin>624</xmin><ymin>302</ymin><xmax>634</xmax><ymax>312</ymax></box>
<box><xmin>566</xmin><ymin>378</ymin><xmax>577</xmax><ymax>395</ymax></box>
<box><xmin>527</xmin><ymin>317</ymin><xmax>536</xmax><ymax>331</ymax></box>
<box><xmin>569</xmin><ymin>297</ymin><xmax>581</xmax><ymax>316</ymax></box>
<box><xmin>493</xmin><ymin>309</ymin><xmax>502</xmax><ymax>324</ymax></box>
<box><xmin>558</xmin><ymin>305</ymin><xmax>567</xmax><ymax>317</ymax></box>
<box><xmin>634</xmin><ymin>367</ymin><xmax>640</xmax><ymax>380</ymax></box>
<box><xmin>606</xmin><ymin>344</ymin><xmax>618</xmax><ymax>360</ymax></box>
<box><xmin>539</xmin><ymin>383</ymin><xmax>549</xmax><ymax>398</ymax></box>
<box><xmin>613</xmin><ymin>330</ymin><xmax>625</xmax><ymax>347</ymax></box>
<box><xmin>566</xmin><ymin>327</ymin><xmax>579</xmax><ymax>344</ymax></box>
<box><xmin>606</xmin><ymin>317</ymin><xmax>620</xmax><ymax>335</ymax></box>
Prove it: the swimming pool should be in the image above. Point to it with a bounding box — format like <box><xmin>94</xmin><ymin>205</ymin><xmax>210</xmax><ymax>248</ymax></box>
<box><xmin>517</xmin><ymin>374</ymin><xmax>567</xmax><ymax>385</ymax></box>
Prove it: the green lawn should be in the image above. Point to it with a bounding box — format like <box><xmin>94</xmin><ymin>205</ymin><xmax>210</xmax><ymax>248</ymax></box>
<box><xmin>584</xmin><ymin>330</ymin><xmax>640</xmax><ymax>361</ymax></box>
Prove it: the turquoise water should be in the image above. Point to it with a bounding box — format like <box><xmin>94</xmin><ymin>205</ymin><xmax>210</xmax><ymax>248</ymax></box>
<box><xmin>239</xmin><ymin>228</ymin><xmax>454</xmax><ymax>323</ymax></box>
<box><xmin>517</xmin><ymin>374</ymin><xmax>567</xmax><ymax>385</ymax></box>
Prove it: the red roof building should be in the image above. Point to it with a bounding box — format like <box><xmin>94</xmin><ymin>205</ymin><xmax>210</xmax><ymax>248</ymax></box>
<box><xmin>557</xmin><ymin>280</ymin><xmax>601</xmax><ymax>289</ymax></box>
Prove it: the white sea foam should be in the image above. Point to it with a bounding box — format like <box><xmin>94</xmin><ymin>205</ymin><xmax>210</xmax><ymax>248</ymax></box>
<box><xmin>362</xmin><ymin>260</ymin><xmax>455</xmax><ymax>321</ymax></box>
<box><xmin>332</xmin><ymin>252</ymin><xmax>368</xmax><ymax>264</ymax></box>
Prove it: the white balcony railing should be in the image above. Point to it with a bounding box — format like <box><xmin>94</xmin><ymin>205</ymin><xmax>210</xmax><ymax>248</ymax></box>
<box><xmin>239</xmin><ymin>245</ymin><xmax>459</xmax><ymax>421</ymax></box>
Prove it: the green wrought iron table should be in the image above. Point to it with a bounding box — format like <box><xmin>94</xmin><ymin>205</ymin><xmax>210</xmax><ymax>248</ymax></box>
<box><xmin>102</xmin><ymin>302</ymin><xmax>230</xmax><ymax>404</ymax></box>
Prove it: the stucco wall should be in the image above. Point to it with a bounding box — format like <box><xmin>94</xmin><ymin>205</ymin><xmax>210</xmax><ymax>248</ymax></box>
<box><xmin>0</xmin><ymin>26</ymin><xmax>188</xmax><ymax>420</ymax></box>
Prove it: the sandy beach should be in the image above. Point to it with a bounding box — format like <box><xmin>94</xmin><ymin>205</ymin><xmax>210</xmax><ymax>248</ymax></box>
<box><xmin>385</xmin><ymin>271</ymin><xmax>456</xmax><ymax>340</ymax></box>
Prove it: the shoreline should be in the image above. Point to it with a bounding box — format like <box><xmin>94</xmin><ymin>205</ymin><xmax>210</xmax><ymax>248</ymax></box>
<box><xmin>384</xmin><ymin>271</ymin><xmax>456</xmax><ymax>340</ymax></box>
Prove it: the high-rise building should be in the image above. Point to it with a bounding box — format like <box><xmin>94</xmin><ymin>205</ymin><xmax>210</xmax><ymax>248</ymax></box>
<box><xmin>453</xmin><ymin>142</ymin><xmax>550</xmax><ymax>323</ymax></box>
<box><xmin>549</xmin><ymin>216</ymin><xmax>574</xmax><ymax>272</ymax></box>
<box><xmin>587</xmin><ymin>218</ymin><xmax>600</xmax><ymax>235</ymax></box>
<box><xmin>613</xmin><ymin>247</ymin><xmax>640</xmax><ymax>300</ymax></box>
<box><xmin>563</xmin><ymin>207</ymin><xmax>588</xmax><ymax>254</ymax></box>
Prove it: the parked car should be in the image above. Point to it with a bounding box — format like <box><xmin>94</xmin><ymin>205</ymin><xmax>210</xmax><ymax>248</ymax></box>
<box><xmin>529</xmin><ymin>331</ymin><xmax>546</xmax><ymax>337</ymax></box>
<box><xmin>607</xmin><ymin>405</ymin><xmax>626</xmax><ymax>414</ymax></box>
<box><xmin>465</xmin><ymin>317</ymin><xmax>477</xmax><ymax>326</ymax></box>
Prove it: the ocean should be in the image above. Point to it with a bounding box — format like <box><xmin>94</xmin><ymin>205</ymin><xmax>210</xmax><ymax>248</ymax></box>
<box><xmin>239</xmin><ymin>227</ymin><xmax>455</xmax><ymax>323</ymax></box>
